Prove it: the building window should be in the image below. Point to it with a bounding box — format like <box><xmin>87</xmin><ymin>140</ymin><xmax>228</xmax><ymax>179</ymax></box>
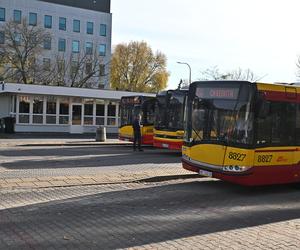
<box><xmin>100</xmin><ymin>24</ymin><xmax>107</xmax><ymax>36</ymax></box>
<box><xmin>33</xmin><ymin>96</ymin><xmax>43</xmax><ymax>124</ymax></box>
<box><xmin>96</xmin><ymin>100</ymin><xmax>105</xmax><ymax>125</ymax></box>
<box><xmin>13</xmin><ymin>10</ymin><xmax>22</xmax><ymax>23</ymax></box>
<box><xmin>59</xmin><ymin>98</ymin><xmax>69</xmax><ymax>124</ymax></box>
<box><xmin>99</xmin><ymin>64</ymin><xmax>105</xmax><ymax>76</ymax></box>
<box><xmin>19</xmin><ymin>96</ymin><xmax>30</xmax><ymax>124</ymax></box>
<box><xmin>0</xmin><ymin>8</ymin><xmax>5</xmax><ymax>22</ymax></box>
<box><xmin>58</xmin><ymin>38</ymin><xmax>66</xmax><ymax>52</ymax></box>
<box><xmin>73</xmin><ymin>19</ymin><xmax>80</xmax><ymax>32</ymax></box>
<box><xmin>44</xmin><ymin>15</ymin><xmax>52</xmax><ymax>28</ymax></box>
<box><xmin>84</xmin><ymin>100</ymin><xmax>94</xmax><ymax>125</ymax></box>
<box><xmin>43</xmin><ymin>58</ymin><xmax>51</xmax><ymax>71</ymax></box>
<box><xmin>87</xmin><ymin>21</ymin><xmax>93</xmax><ymax>34</ymax></box>
<box><xmin>85</xmin><ymin>42</ymin><xmax>93</xmax><ymax>55</ymax></box>
<box><xmin>59</xmin><ymin>17</ymin><xmax>66</xmax><ymax>31</ymax></box>
<box><xmin>107</xmin><ymin>103</ymin><xmax>116</xmax><ymax>126</ymax></box>
<box><xmin>29</xmin><ymin>12</ymin><xmax>37</xmax><ymax>26</ymax></box>
<box><xmin>14</xmin><ymin>33</ymin><xmax>21</xmax><ymax>46</ymax></box>
<box><xmin>72</xmin><ymin>40</ymin><xmax>80</xmax><ymax>53</ymax></box>
<box><xmin>46</xmin><ymin>96</ymin><xmax>57</xmax><ymax>124</ymax></box>
<box><xmin>85</xmin><ymin>62</ymin><xmax>92</xmax><ymax>75</ymax></box>
<box><xmin>99</xmin><ymin>44</ymin><xmax>106</xmax><ymax>56</ymax></box>
<box><xmin>71</xmin><ymin>60</ymin><xmax>79</xmax><ymax>75</ymax></box>
<box><xmin>43</xmin><ymin>37</ymin><xmax>51</xmax><ymax>50</ymax></box>
<box><xmin>0</xmin><ymin>31</ymin><xmax>4</xmax><ymax>44</ymax></box>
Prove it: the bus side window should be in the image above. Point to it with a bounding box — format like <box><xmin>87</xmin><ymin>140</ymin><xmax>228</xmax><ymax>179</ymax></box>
<box><xmin>295</xmin><ymin>104</ymin><xmax>300</xmax><ymax>145</ymax></box>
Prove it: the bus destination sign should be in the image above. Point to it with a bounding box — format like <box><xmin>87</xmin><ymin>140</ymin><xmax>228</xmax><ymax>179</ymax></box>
<box><xmin>196</xmin><ymin>87</ymin><xmax>239</xmax><ymax>100</ymax></box>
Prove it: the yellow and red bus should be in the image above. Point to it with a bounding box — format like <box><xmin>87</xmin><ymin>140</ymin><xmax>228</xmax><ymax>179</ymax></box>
<box><xmin>119</xmin><ymin>96</ymin><xmax>156</xmax><ymax>145</ymax></box>
<box><xmin>153</xmin><ymin>89</ymin><xmax>188</xmax><ymax>150</ymax></box>
<box><xmin>182</xmin><ymin>80</ymin><xmax>300</xmax><ymax>186</ymax></box>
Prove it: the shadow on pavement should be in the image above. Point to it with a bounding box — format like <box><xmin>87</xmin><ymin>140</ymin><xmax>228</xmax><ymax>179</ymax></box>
<box><xmin>0</xmin><ymin>145</ymin><xmax>182</xmax><ymax>170</ymax></box>
<box><xmin>1</xmin><ymin>180</ymin><xmax>300</xmax><ymax>249</ymax></box>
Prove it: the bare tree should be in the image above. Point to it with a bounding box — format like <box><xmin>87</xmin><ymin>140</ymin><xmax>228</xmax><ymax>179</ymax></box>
<box><xmin>199</xmin><ymin>66</ymin><xmax>258</xmax><ymax>81</ymax></box>
<box><xmin>35</xmin><ymin>49</ymin><xmax>106</xmax><ymax>88</ymax></box>
<box><xmin>0</xmin><ymin>18</ymin><xmax>50</xmax><ymax>84</ymax></box>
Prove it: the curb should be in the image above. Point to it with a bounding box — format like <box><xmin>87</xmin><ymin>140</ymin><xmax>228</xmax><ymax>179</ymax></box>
<box><xmin>18</xmin><ymin>142</ymin><xmax>132</xmax><ymax>147</ymax></box>
<box><xmin>0</xmin><ymin>174</ymin><xmax>200</xmax><ymax>190</ymax></box>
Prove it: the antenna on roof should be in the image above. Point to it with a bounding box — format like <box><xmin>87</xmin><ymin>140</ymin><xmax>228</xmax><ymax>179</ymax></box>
<box><xmin>254</xmin><ymin>74</ymin><xmax>268</xmax><ymax>82</ymax></box>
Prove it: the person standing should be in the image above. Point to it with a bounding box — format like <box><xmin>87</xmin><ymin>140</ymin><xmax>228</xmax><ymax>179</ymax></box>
<box><xmin>132</xmin><ymin>115</ymin><xmax>143</xmax><ymax>151</ymax></box>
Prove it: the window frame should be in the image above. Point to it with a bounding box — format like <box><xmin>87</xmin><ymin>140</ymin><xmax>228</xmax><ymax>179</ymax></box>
<box><xmin>100</xmin><ymin>24</ymin><xmax>107</xmax><ymax>36</ymax></box>
<box><xmin>58</xmin><ymin>38</ymin><xmax>66</xmax><ymax>52</ymax></box>
<box><xmin>72</xmin><ymin>40</ymin><xmax>80</xmax><ymax>53</ymax></box>
<box><xmin>73</xmin><ymin>19</ymin><xmax>80</xmax><ymax>33</ymax></box>
<box><xmin>13</xmin><ymin>10</ymin><xmax>22</xmax><ymax>24</ymax></box>
<box><xmin>29</xmin><ymin>12</ymin><xmax>37</xmax><ymax>26</ymax></box>
<box><xmin>44</xmin><ymin>15</ymin><xmax>52</xmax><ymax>29</ymax></box>
<box><xmin>0</xmin><ymin>8</ymin><xmax>5</xmax><ymax>22</ymax></box>
<box><xmin>59</xmin><ymin>17</ymin><xmax>66</xmax><ymax>31</ymax></box>
<box><xmin>87</xmin><ymin>21</ymin><xmax>94</xmax><ymax>35</ymax></box>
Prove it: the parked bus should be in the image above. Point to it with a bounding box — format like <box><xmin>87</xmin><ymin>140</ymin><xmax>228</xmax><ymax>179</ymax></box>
<box><xmin>119</xmin><ymin>96</ymin><xmax>156</xmax><ymax>144</ymax></box>
<box><xmin>153</xmin><ymin>89</ymin><xmax>188</xmax><ymax>150</ymax></box>
<box><xmin>182</xmin><ymin>80</ymin><xmax>300</xmax><ymax>186</ymax></box>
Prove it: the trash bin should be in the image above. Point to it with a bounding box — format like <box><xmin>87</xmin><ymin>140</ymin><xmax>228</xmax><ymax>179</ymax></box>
<box><xmin>95</xmin><ymin>126</ymin><xmax>106</xmax><ymax>142</ymax></box>
<box><xmin>4</xmin><ymin>117</ymin><xmax>15</xmax><ymax>133</ymax></box>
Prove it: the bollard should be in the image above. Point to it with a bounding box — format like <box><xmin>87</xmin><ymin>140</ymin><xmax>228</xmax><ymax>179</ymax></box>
<box><xmin>95</xmin><ymin>126</ymin><xmax>106</xmax><ymax>142</ymax></box>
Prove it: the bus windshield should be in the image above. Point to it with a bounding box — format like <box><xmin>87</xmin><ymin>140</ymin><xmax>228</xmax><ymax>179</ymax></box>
<box><xmin>155</xmin><ymin>91</ymin><xmax>186</xmax><ymax>131</ymax></box>
<box><xmin>120</xmin><ymin>97</ymin><xmax>155</xmax><ymax>127</ymax></box>
<box><xmin>186</xmin><ymin>83</ymin><xmax>254</xmax><ymax>145</ymax></box>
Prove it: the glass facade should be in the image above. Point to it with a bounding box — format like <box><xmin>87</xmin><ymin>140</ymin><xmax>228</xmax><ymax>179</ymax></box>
<box><xmin>14</xmin><ymin>10</ymin><xmax>21</xmax><ymax>23</ymax></box>
<box><xmin>44</xmin><ymin>15</ymin><xmax>52</xmax><ymax>28</ymax></box>
<box><xmin>59</xmin><ymin>17</ymin><xmax>66</xmax><ymax>31</ymax></box>
<box><xmin>29</xmin><ymin>12</ymin><xmax>37</xmax><ymax>26</ymax></box>
<box><xmin>15</xmin><ymin>95</ymin><xmax>119</xmax><ymax>128</ymax></box>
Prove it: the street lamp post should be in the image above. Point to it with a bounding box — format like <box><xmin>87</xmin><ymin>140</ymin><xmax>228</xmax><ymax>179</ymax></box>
<box><xmin>177</xmin><ymin>61</ymin><xmax>192</xmax><ymax>84</ymax></box>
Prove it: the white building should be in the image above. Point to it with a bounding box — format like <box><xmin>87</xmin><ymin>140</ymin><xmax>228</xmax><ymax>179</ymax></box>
<box><xmin>0</xmin><ymin>83</ymin><xmax>155</xmax><ymax>134</ymax></box>
<box><xmin>0</xmin><ymin>0</ymin><xmax>112</xmax><ymax>88</ymax></box>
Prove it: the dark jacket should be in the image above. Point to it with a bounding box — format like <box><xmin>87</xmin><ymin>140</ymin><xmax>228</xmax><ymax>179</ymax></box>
<box><xmin>132</xmin><ymin>118</ymin><xmax>141</xmax><ymax>134</ymax></box>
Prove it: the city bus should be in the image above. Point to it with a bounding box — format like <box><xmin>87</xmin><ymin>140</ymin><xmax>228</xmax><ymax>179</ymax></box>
<box><xmin>153</xmin><ymin>89</ymin><xmax>188</xmax><ymax>150</ymax></box>
<box><xmin>119</xmin><ymin>95</ymin><xmax>156</xmax><ymax>144</ymax></box>
<box><xmin>182</xmin><ymin>80</ymin><xmax>300</xmax><ymax>186</ymax></box>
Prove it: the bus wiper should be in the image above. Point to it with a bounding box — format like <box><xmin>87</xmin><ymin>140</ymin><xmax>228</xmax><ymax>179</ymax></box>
<box><xmin>192</xmin><ymin>128</ymin><xmax>202</xmax><ymax>141</ymax></box>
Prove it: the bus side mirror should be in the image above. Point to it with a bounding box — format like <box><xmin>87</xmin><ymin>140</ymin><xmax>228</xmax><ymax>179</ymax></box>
<box><xmin>257</xmin><ymin>99</ymin><xmax>270</xmax><ymax>118</ymax></box>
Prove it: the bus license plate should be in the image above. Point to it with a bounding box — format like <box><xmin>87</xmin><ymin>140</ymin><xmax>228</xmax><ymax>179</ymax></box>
<box><xmin>162</xmin><ymin>143</ymin><xmax>169</xmax><ymax>148</ymax></box>
<box><xmin>199</xmin><ymin>169</ymin><xmax>212</xmax><ymax>177</ymax></box>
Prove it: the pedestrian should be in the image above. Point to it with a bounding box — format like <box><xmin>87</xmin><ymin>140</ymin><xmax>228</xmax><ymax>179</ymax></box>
<box><xmin>132</xmin><ymin>115</ymin><xmax>143</xmax><ymax>151</ymax></box>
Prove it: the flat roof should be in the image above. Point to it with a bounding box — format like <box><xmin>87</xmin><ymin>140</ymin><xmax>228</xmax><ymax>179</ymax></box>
<box><xmin>38</xmin><ymin>0</ymin><xmax>111</xmax><ymax>13</ymax></box>
<box><xmin>0</xmin><ymin>83</ymin><xmax>155</xmax><ymax>100</ymax></box>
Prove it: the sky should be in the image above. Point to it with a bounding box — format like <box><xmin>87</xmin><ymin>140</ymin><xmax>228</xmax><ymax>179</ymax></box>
<box><xmin>111</xmin><ymin>0</ymin><xmax>300</xmax><ymax>90</ymax></box>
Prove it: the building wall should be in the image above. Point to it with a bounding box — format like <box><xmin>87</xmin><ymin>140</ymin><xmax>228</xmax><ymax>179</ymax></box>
<box><xmin>0</xmin><ymin>0</ymin><xmax>112</xmax><ymax>88</ymax></box>
<box><xmin>0</xmin><ymin>94</ymin><xmax>11</xmax><ymax>118</ymax></box>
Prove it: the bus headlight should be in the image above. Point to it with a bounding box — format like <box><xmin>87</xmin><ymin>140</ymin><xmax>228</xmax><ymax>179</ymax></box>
<box><xmin>222</xmin><ymin>165</ymin><xmax>251</xmax><ymax>172</ymax></box>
